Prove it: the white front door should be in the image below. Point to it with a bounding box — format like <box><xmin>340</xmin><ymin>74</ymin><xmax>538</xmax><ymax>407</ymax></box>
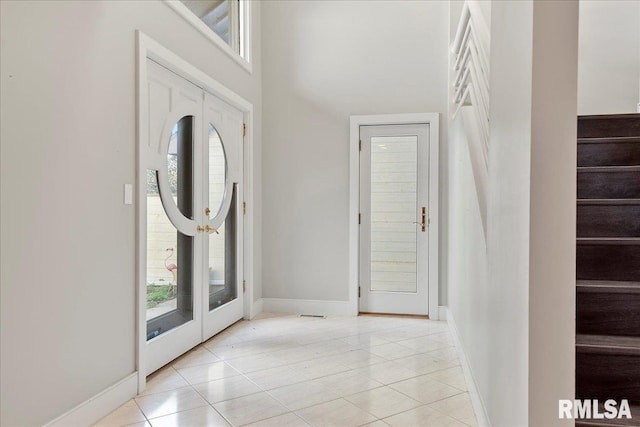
<box><xmin>201</xmin><ymin>93</ymin><xmax>244</xmax><ymax>340</ymax></box>
<box><xmin>359</xmin><ymin>124</ymin><xmax>430</xmax><ymax>315</ymax></box>
<box><xmin>143</xmin><ymin>59</ymin><xmax>244</xmax><ymax>375</ymax></box>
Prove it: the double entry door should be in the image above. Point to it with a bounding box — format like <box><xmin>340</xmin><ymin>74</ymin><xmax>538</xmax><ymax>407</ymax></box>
<box><xmin>142</xmin><ymin>59</ymin><xmax>244</xmax><ymax>375</ymax></box>
<box><xmin>359</xmin><ymin>124</ymin><xmax>431</xmax><ymax>315</ymax></box>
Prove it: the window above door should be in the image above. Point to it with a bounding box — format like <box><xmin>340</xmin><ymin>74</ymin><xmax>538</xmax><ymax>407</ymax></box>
<box><xmin>165</xmin><ymin>0</ymin><xmax>251</xmax><ymax>72</ymax></box>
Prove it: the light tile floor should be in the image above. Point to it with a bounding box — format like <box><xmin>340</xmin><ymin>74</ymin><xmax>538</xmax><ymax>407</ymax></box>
<box><xmin>95</xmin><ymin>314</ymin><xmax>478</xmax><ymax>427</ymax></box>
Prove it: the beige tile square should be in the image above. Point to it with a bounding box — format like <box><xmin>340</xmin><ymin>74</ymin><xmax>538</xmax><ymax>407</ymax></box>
<box><xmin>395</xmin><ymin>336</ymin><xmax>450</xmax><ymax>353</ymax></box>
<box><xmin>245</xmin><ymin>365</ymin><xmax>308</xmax><ymax>390</ymax></box>
<box><xmin>428</xmin><ymin>332</ymin><xmax>455</xmax><ymax>346</ymax></box>
<box><xmin>207</xmin><ymin>342</ymin><xmax>268</xmax><ymax>361</ymax></box>
<box><xmin>295</xmin><ymin>399</ymin><xmax>377</xmax><ymax>427</ymax></box>
<box><xmin>135</xmin><ymin>386</ymin><xmax>208</xmax><ymax>419</ymax></box>
<box><xmin>345</xmin><ymin>386</ymin><xmax>422</xmax><ymax>419</ymax></box>
<box><xmin>172</xmin><ymin>347</ymin><xmax>220</xmax><ymax>370</ymax></box>
<box><xmin>425</xmin><ymin>347</ymin><xmax>460</xmax><ymax>363</ymax></box>
<box><xmin>374</xmin><ymin>326</ymin><xmax>431</xmax><ymax>342</ymax></box>
<box><xmin>245</xmin><ymin>337</ymin><xmax>299</xmax><ymax>354</ymax></box>
<box><xmin>423</xmin><ymin>367</ymin><xmax>468</xmax><ymax>391</ymax></box>
<box><xmin>361</xmin><ymin>421</ymin><xmax>390</xmax><ymax>427</ymax></box>
<box><xmin>383</xmin><ymin>405</ymin><xmax>468</xmax><ymax>427</ymax></box>
<box><xmin>394</xmin><ymin>353</ymin><xmax>458</xmax><ymax>375</ymax></box>
<box><xmin>367</xmin><ymin>342</ymin><xmax>420</xmax><ymax>360</ymax></box>
<box><xmin>389</xmin><ymin>376</ymin><xmax>463</xmax><ymax>404</ymax></box>
<box><xmin>214</xmin><ymin>392</ymin><xmax>289</xmax><ymax>426</ymax></box>
<box><xmin>268</xmin><ymin>381</ymin><xmax>341</xmax><ymax>411</ymax></box>
<box><xmin>244</xmin><ymin>412</ymin><xmax>311</xmax><ymax>427</ymax></box>
<box><xmin>323</xmin><ymin>350</ymin><xmax>387</xmax><ymax>369</ymax></box>
<box><xmin>123</xmin><ymin>422</ymin><xmax>150</xmax><ymax>427</ymax></box>
<box><xmin>147</xmin><ymin>405</ymin><xmax>230</xmax><ymax>427</ymax></box>
<box><xmin>354</xmin><ymin>361</ymin><xmax>420</xmax><ymax>385</ymax></box>
<box><xmin>193</xmin><ymin>375</ymin><xmax>262</xmax><ymax>404</ymax></box>
<box><xmin>225</xmin><ymin>353</ymin><xmax>284</xmax><ymax>373</ymax></box>
<box><xmin>428</xmin><ymin>392</ymin><xmax>478</xmax><ymax>426</ymax></box>
<box><xmin>288</xmin><ymin>355</ymin><xmax>350</xmax><ymax>381</ymax></box>
<box><xmin>340</xmin><ymin>334</ymin><xmax>391</xmax><ymax>349</ymax></box>
<box><xmin>304</xmin><ymin>339</ymin><xmax>357</xmax><ymax>356</ymax></box>
<box><xmin>139</xmin><ymin>368</ymin><xmax>189</xmax><ymax>396</ymax></box>
<box><xmin>309</xmin><ymin>370</ymin><xmax>384</xmax><ymax>396</ymax></box>
<box><xmin>93</xmin><ymin>400</ymin><xmax>146</xmax><ymax>427</ymax></box>
<box><xmin>268</xmin><ymin>346</ymin><xmax>319</xmax><ymax>364</ymax></box>
<box><xmin>176</xmin><ymin>361</ymin><xmax>240</xmax><ymax>385</ymax></box>
<box><xmin>203</xmin><ymin>331</ymin><xmax>243</xmax><ymax>349</ymax></box>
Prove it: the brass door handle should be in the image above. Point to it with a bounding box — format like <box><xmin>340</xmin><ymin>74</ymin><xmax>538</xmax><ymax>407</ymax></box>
<box><xmin>413</xmin><ymin>207</ymin><xmax>427</xmax><ymax>232</ymax></box>
<box><xmin>198</xmin><ymin>225</ymin><xmax>219</xmax><ymax>234</ymax></box>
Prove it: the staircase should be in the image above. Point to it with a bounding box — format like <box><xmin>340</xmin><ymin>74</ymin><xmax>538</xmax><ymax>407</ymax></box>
<box><xmin>576</xmin><ymin>114</ymin><xmax>640</xmax><ymax>425</ymax></box>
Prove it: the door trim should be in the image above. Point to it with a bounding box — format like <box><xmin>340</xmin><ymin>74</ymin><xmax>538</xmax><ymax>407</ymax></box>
<box><xmin>136</xmin><ymin>31</ymin><xmax>256</xmax><ymax>394</ymax></box>
<box><xmin>349</xmin><ymin>113</ymin><xmax>439</xmax><ymax>319</ymax></box>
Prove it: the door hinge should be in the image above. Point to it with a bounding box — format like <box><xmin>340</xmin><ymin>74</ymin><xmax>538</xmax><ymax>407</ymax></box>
<box><xmin>242</xmin><ymin>201</ymin><xmax>246</xmax><ymax>215</ymax></box>
<box><xmin>359</xmin><ymin>139</ymin><xmax>362</xmax><ymax>151</ymax></box>
<box><xmin>358</xmin><ymin>286</ymin><xmax>361</xmax><ymax>298</ymax></box>
<box><xmin>243</xmin><ymin>123</ymin><xmax>246</xmax><ymax>137</ymax></box>
<box><xmin>243</xmin><ymin>280</ymin><xmax>246</xmax><ymax>293</ymax></box>
<box><xmin>358</xmin><ymin>213</ymin><xmax>361</xmax><ymax>224</ymax></box>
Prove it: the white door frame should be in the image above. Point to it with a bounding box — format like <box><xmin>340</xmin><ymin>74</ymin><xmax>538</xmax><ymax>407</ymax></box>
<box><xmin>349</xmin><ymin>113</ymin><xmax>439</xmax><ymax>319</ymax></box>
<box><xmin>136</xmin><ymin>31</ymin><xmax>256</xmax><ymax>393</ymax></box>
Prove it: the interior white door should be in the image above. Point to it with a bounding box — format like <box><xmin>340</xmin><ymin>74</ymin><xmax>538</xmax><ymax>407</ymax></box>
<box><xmin>359</xmin><ymin>124</ymin><xmax>430</xmax><ymax>315</ymax></box>
<box><xmin>143</xmin><ymin>59</ymin><xmax>244</xmax><ymax>375</ymax></box>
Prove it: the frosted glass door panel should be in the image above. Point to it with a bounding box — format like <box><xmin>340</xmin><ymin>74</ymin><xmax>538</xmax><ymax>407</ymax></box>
<box><xmin>369</xmin><ymin>136</ymin><xmax>418</xmax><ymax>293</ymax></box>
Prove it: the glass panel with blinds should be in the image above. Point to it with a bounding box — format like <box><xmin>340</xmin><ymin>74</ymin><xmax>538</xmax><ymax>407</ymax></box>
<box><xmin>180</xmin><ymin>0</ymin><xmax>242</xmax><ymax>55</ymax></box>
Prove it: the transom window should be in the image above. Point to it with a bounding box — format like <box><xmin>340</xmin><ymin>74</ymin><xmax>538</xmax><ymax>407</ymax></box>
<box><xmin>168</xmin><ymin>0</ymin><xmax>249</xmax><ymax>67</ymax></box>
<box><xmin>181</xmin><ymin>1</ymin><xmax>240</xmax><ymax>53</ymax></box>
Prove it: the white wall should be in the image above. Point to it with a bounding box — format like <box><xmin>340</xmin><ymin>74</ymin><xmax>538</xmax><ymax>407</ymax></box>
<box><xmin>261</xmin><ymin>0</ymin><xmax>449</xmax><ymax>304</ymax></box>
<box><xmin>449</xmin><ymin>2</ymin><xmax>533</xmax><ymax>424</ymax></box>
<box><xmin>578</xmin><ymin>0</ymin><xmax>640</xmax><ymax>115</ymax></box>
<box><xmin>0</xmin><ymin>1</ymin><xmax>262</xmax><ymax>425</ymax></box>
<box><xmin>448</xmin><ymin>1</ymin><xmax>578</xmax><ymax>425</ymax></box>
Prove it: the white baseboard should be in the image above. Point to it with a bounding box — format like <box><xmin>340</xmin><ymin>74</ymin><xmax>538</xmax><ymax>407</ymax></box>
<box><xmin>447</xmin><ymin>309</ymin><xmax>491</xmax><ymax>427</ymax></box>
<box><xmin>44</xmin><ymin>372</ymin><xmax>138</xmax><ymax>427</ymax></box>
<box><xmin>261</xmin><ymin>298</ymin><xmax>353</xmax><ymax>317</ymax></box>
<box><xmin>438</xmin><ymin>305</ymin><xmax>448</xmax><ymax>320</ymax></box>
<box><xmin>250</xmin><ymin>298</ymin><xmax>264</xmax><ymax>319</ymax></box>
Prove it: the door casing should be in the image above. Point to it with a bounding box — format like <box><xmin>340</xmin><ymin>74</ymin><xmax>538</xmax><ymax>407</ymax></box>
<box><xmin>136</xmin><ymin>31</ymin><xmax>256</xmax><ymax>393</ymax></box>
<box><xmin>349</xmin><ymin>113</ymin><xmax>440</xmax><ymax>319</ymax></box>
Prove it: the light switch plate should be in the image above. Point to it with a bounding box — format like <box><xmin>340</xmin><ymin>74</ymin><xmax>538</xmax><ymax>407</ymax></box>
<box><xmin>124</xmin><ymin>184</ymin><xmax>133</xmax><ymax>205</ymax></box>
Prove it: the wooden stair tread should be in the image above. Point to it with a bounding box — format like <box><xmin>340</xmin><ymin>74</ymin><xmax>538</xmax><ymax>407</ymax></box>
<box><xmin>577</xmin><ymin>280</ymin><xmax>640</xmax><ymax>290</ymax></box>
<box><xmin>577</xmin><ymin>280</ymin><xmax>640</xmax><ymax>294</ymax></box>
<box><xmin>577</xmin><ymin>237</ymin><xmax>640</xmax><ymax>245</ymax></box>
<box><xmin>578</xmin><ymin>136</ymin><xmax>640</xmax><ymax>144</ymax></box>
<box><xmin>575</xmin><ymin>406</ymin><xmax>640</xmax><ymax>427</ymax></box>
<box><xmin>578</xmin><ymin>165</ymin><xmax>640</xmax><ymax>172</ymax></box>
<box><xmin>579</xmin><ymin>113</ymin><xmax>640</xmax><ymax>121</ymax></box>
<box><xmin>578</xmin><ymin>114</ymin><xmax>640</xmax><ymax>138</ymax></box>
<box><xmin>577</xmin><ymin>198</ymin><xmax>640</xmax><ymax>205</ymax></box>
<box><xmin>577</xmin><ymin>335</ymin><xmax>640</xmax><ymax>355</ymax></box>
